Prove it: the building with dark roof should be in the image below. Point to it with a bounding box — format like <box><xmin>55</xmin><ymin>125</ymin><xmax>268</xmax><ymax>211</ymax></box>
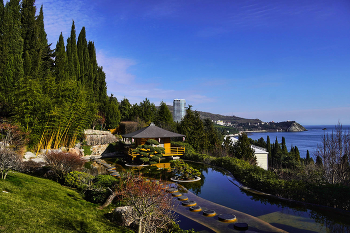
<box><xmin>123</xmin><ymin>123</ymin><xmax>185</xmax><ymax>158</ymax></box>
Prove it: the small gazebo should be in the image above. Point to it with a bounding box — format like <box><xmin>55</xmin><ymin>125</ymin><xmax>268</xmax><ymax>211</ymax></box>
<box><xmin>122</xmin><ymin>123</ymin><xmax>185</xmax><ymax>158</ymax></box>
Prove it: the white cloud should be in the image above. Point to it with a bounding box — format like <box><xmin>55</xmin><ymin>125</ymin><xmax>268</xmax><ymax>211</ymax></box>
<box><xmin>97</xmin><ymin>50</ymin><xmax>136</xmax><ymax>85</ymax></box>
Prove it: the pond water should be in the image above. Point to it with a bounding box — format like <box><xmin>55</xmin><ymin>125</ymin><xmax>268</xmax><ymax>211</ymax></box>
<box><xmin>178</xmin><ymin>162</ymin><xmax>350</xmax><ymax>233</ymax></box>
<box><xmin>110</xmin><ymin>159</ymin><xmax>350</xmax><ymax>232</ymax></box>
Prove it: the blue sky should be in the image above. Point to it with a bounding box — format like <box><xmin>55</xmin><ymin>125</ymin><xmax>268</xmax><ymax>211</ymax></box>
<box><xmin>34</xmin><ymin>0</ymin><xmax>350</xmax><ymax>125</ymax></box>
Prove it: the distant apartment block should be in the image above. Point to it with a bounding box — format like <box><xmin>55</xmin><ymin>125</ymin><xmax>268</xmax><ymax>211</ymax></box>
<box><xmin>173</xmin><ymin>99</ymin><xmax>186</xmax><ymax>122</ymax></box>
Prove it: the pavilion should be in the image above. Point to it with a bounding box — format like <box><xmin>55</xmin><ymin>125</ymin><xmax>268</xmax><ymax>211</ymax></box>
<box><xmin>122</xmin><ymin>123</ymin><xmax>185</xmax><ymax>159</ymax></box>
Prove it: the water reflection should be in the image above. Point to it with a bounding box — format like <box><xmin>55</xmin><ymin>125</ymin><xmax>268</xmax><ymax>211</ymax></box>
<box><xmin>180</xmin><ymin>162</ymin><xmax>350</xmax><ymax>233</ymax></box>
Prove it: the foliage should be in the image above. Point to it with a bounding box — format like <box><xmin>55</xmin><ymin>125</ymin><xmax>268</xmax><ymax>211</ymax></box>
<box><xmin>315</xmin><ymin>123</ymin><xmax>350</xmax><ymax>185</ymax></box>
<box><xmin>93</xmin><ymin>174</ymin><xmax>118</xmax><ymax>189</ymax></box>
<box><xmin>232</xmin><ymin>133</ymin><xmax>256</xmax><ymax>164</ymax></box>
<box><xmin>117</xmin><ymin>174</ymin><xmax>176</xmax><ymax>233</ymax></box>
<box><xmin>65</xmin><ymin>171</ymin><xmax>94</xmax><ymax>191</ymax></box>
<box><xmin>82</xmin><ymin>145</ymin><xmax>92</xmax><ymax>155</ymax></box>
<box><xmin>0</xmin><ymin>122</ymin><xmax>28</xmax><ymax>151</ymax></box>
<box><xmin>0</xmin><ymin>148</ymin><xmax>21</xmax><ymax>179</ymax></box>
<box><xmin>155</xmin><ymin>101</ymin><xmax>173</xmax><ymax>130</ymax></box>
<box><xmin>171</xmin><ymin>159</ymin><xmax>201</xmax><ymax>180</ymax></box>
<box><xmin>0</xmin><ymin>172</ymin><xmax>131</xmax><ymax>232</ymax></box>
<box><xmin>0</xmin><ymin>1</ymin><xmax>115</xmax><ymax>150</ymax></box>
<box><xmin>145</xmin><ymin>139</ymin><xmax>159</xmax><ymax>146</ymax></box>
<box><xmin>44</xmin><ymin>151</ymin><xmax>85</xmax><ymax>181</ymax></box>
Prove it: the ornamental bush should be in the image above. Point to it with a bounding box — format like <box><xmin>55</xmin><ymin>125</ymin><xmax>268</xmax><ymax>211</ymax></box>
<box><xmin>65</xmin><ymin>171</ymin><xmax>94</xmax><ymax>191</ymax></box>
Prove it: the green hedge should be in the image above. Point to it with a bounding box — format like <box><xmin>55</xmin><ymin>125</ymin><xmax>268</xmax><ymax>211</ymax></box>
<box><xmin>183</xmin><ymin>152</ymin><xmax>350</xmax><ymax>211</ymax></box>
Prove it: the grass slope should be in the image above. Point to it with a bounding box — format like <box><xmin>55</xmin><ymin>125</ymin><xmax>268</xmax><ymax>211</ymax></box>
<box><xmin>0</xmin><ymin>172</ymin><xmax>132</xmax><ymax>233</ymax></box>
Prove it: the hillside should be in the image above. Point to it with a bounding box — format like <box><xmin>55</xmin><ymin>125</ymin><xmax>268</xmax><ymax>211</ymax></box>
<box><xmin>166</xmin><ymin>105</ymin><xmax>306</xmax><ymax>132</ymax></box>
<box><xmin>0</xmin><ymin>172</ymin><xmax>126</xmax><ymax>233</ymax></box>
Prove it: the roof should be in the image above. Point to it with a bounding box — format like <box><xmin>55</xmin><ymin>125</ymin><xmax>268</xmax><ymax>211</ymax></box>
<box><xmin>122</xmin><ymin>123</ymin><xmax>185</xmax><ymax>138</ymax></box>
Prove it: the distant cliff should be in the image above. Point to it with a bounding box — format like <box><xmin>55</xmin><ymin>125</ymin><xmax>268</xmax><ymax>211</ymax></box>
<box><xmin>286</xmin><ymin>122</ymin><xmax>306</xmax><ymax>132</ymax></box>
<box><xmin>164</xmin><ymin>105</ymin><xmax>306</xmax><ymax>132</ymax></box>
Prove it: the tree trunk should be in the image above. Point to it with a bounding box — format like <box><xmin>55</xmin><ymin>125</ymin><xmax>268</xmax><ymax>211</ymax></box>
<box><xmin>138</xmin><ymin>216</ymin><xmax>143</xmax><ymax>233</ymax></box>
<box><xmin>99</xmin><ymin>188</ymin><xmax>116</xmax><ymax>209</ymax></box>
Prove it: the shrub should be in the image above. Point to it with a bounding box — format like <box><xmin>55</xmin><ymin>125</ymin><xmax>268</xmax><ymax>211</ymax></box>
<box><xmin>44</xmin><ymin>151</ymin><xmax>85</xmax><ymax>181</ymax></box>
<box><xmin>20</xmin><ymin>160</ymin><xmax>44</xmax><ymax>174</ymax></box>
<box><xmin>0</xmin><ymin>148</ymin><xmax>21</xmax><ymax>179</ymax></box>
<box><xmin>93</xmin><ymin>175</ymin><xmax>117</xmax><ymax>189</ymax></box>
<box><xmin>65</xmin><ymin>171</ymin><xmax>94</xmax><ymax>191</ymax></box>
<box><xmin>82</xmin><ymin>145</ymin><xmax>92</xmax><ymax>155</ymax></box>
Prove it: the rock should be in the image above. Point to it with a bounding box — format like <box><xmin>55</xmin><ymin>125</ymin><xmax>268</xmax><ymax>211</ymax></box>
<box><xmin>287</xmin><ymin>122</ymin><xmax>307</xmax><ymax>132</ymax></box>
<box><xmin>31</xmin><ymin>156</ymin><xmax>45</xmax><ymax>163</ymax></box>
<box><xmin>24</xmin><ymin>152</ymin><xmax>35</xmax><ymax>160</ymax></box>
<box><xmin>69</xmin><ymin>148</ymin><xmax>83</xmax><ymax>156</ymax></box>
<box><xmin>114</xmin><ymin>206</ymin><xmax>135</xmax><ymax>226</ymax></box>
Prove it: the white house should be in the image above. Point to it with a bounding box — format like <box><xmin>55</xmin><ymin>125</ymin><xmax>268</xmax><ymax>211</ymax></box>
<box><xmin>227</xmin><ymin>137</ymin><xmax>269</xmax><ymax>170</ymax></box>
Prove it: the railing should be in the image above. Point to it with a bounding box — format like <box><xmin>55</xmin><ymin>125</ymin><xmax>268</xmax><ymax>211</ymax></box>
<box><xmin>128</xmin><ymin>147</ymin><xmax>185</xmax><ymax>157</ymax></box>
<box><xmin>169</xmin><ymin>147</ymin><xmax>185</xmax><ymax>156</ymax></box>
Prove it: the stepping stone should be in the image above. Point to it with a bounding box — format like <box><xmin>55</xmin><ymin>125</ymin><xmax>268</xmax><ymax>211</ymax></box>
<box><xmin>203</xmin><ymin>210</ymin><xmax>216</xmax><ymax>217</ymax></box>
<box><xmin>110</xmin><ymin>172</ymin><xmax>120</xmax><ymax>177</ymax></box>
<box><xmin>166</xmin><ymin>187</ymin><xmax>178</xmax><ymax>193</ymax></box>
<box><xmin>189</xmin><ymin>206</ymin><xmax>202</xmax><ymax>212</ymax></box>
<box><xmin>234</xmin><ymin>223</ymin><xmax>248</xmax><ymax>231</ymax></box>
<box><xmin>182</xmin><ymin>200</ymin><xmax>197</xmax><ymax>207</ymax></box>
<box><xmin>178</xmin><ymin>195</ymin><xmax>188</xmax><ymax>201</ymax></box>
<box><xmin>172</xmin><ymin>192</ymin><xmax>182</xmax><ymax>197</ymax></box>
<box><xmin>218</xmin><ymin>214</ymin><xmax>237</xmax><ymax>223</ymax></box>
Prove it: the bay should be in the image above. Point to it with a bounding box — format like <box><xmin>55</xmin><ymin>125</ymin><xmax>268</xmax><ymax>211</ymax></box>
<box><xmin>246</xmin><ymin>124</ymin><xmax>350</xmax><ymax>158</ymax></box>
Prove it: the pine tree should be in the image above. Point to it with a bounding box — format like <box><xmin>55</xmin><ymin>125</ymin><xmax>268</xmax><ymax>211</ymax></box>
<box><xmin>105</xmin><ymin>94</ymin><xmax>121</xmax><ymax>129</ymax></box>
<box><xmin>120</xmin><ymin>98</ymin><xmax>132</xmax><ymax>121</ymax></box>
<box><xmin>155</xmin><ymin>101</ymin><xmax>173</xmax><ymax>129</ymax></box>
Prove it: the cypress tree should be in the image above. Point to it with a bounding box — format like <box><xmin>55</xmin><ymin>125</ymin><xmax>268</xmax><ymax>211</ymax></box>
<box><xmin>281</xmin><ymin>136</ymin><xmax>288</xmax><ymax>154</ymax></box>
<box><xmin>36</xmin><ymin>5</ymin><xmax>52</xmax><ymax>78</ymax></box>
<box><xmin>66</xmin><ymin>21</ymin><xmax>80</xmax><ymax>80</ymax></box>
<box><xmin>0</xmin><ymin>0</ymin><xmax>24</xmax><ymax>117</ymax></box>
<box><xmin>54</xmin><ymin>33</ymin><xmax>68</xmax><ymax>82</ymax></box>
<box><xmin>77</xmin><ymin>26</ymin><xmax>90</xmax><ymax>85</ymax></box>
<box><xmin>21</xmin><ymin>0</ymin><xmax>37</xmax><ymax>77</ymax></box>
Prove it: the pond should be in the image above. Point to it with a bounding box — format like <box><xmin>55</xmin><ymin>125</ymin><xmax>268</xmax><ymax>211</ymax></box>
<box><xmin>178</xmin><ymin>162</ymin><xmax>350</xmax><ymax>233</ymax></box>
<box><xmin>108</xmin><ymin>158</ymin><xmax>350</xmax><ymax>232</ymax></box>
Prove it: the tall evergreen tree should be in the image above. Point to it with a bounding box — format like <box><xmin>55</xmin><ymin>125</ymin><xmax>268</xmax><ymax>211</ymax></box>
<box><xmin>233</xmin><ymin>133</ymin><xmax>256</xmax><ymax>164</ymax></box>
<box><xmin>155</xmin><ymin>101</ymin><xmax>173</xmax><ymax>129</ymax></box>
<box><xmin>66</xmin><ymin>21</ymin><xmax>80</xmax><ymax>80</ymax></box>
<box><xmin>21</xmin><ymin>0</ymin><xmax>39</xmax><ymax>78</ymax></box>
<box><xmin>0</xmin><ymin>0</ymin><xmax>24</xmax><ymax>117</ymax></box>
<box><xmin>105</xmin><ymin>94</ymin><xmax>121</xmax><ymax>129</ymax></box>
<box><xmin>178</xmin><ymin>106</ymin><xmax>205</xmax><ymax>151</ymax></box>
<box><xmin>36</xmin><ymin>5</ymin><xmax>52</xmax><ymax>78</ymax></box>
<box><xmin>77</xmin><ymin>27</ymin><xmax>90</xmax><ymax>85</ymax></box>
<box><xmin>281</xmin><ymin>136</ymin><xmax>288</xmax><ymax>154</ymax></box>
<box><xmin>120</xmin><ymin>98</ymin><xmax>132</xmax><ymax>121</ymax></box>
<box><xmin>54</xmin><ymin>33</ymin><xmax>68</xmax><ymax>82</ymax></box>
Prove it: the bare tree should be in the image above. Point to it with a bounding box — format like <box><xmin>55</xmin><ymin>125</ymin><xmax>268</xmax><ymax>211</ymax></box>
<box><xmin>0</xmin><ymin>148</ymin><xmax>21</xmax><ymax>179</ymax></box>
<box><xmin>315</xmin><ymin>123</ymin><xmax>350</xmax><ymax>185</ymax></box>
<box><xmin>117</xmin><ymin>174</ymin><xmax>177</xmax><ymax>233</ymax></box>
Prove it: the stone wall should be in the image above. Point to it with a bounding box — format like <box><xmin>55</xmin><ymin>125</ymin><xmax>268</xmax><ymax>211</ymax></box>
<box><xmin>84</xmin><ymin>129</ymin><xmax>117</xmax><ymax>146</ymax></box>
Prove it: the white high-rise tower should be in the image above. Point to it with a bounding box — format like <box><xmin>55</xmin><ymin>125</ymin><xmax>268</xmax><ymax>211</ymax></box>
<box><xmin>173</xmin><ymin>99</ymin><xmax>186</xmax><ymax>122</ymax></box>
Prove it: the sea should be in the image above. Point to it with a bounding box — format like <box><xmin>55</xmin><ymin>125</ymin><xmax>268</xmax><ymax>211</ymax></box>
<box><xmin>246</xmin><ymin>124</ymin><xmax>350</xmax><ymax>158</ymax></box>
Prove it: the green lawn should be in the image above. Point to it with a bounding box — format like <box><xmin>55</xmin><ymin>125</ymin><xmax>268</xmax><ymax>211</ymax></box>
<box><xmin>0</xmin><ymin>172</ymin><xmax>132</xmax><ymax>233</ymax></box>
